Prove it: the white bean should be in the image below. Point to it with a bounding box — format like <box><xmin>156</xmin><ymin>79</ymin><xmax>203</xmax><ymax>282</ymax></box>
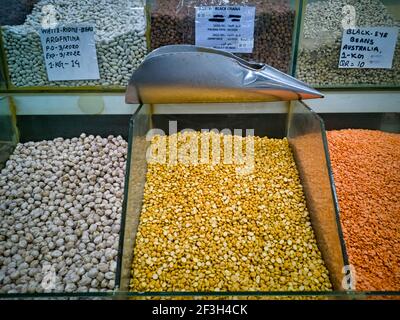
<box><xmin>0</xmin><ymin>133</ymin><xmax>127</xmax><ymax>293</ymax></box>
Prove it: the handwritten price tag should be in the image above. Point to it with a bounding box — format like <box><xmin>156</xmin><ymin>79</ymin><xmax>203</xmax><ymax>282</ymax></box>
<box><xmin>40</xmin><ymin>24</ymin><xmax>100</xmax><ymax>81</ymax></box>
<box><xmin>339</xmin><ymin>27</ymin><xmax>398</xmax><ymax>69</ymax></box>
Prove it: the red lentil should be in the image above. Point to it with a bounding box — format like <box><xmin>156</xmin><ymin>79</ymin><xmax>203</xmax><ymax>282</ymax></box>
<box><xmin>327</xmin><ymin>129</ymin><xmax>400</xmax><ymax>291</ymax></box>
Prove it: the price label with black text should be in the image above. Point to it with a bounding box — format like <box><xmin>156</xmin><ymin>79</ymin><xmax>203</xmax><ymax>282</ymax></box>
<box><xmin>339</xmin><ymin>27</ymin><xmax>398</xmax><ymax>69</ymax></box>
<box><xmin>40</xmin><ymin>24</ymin><xmax>100</xmax><ymax>81</ymax></box>
<box><xmin>195</xmin><ymin>6</ymin><xmax>255</xmax><ymax>53</ymax></box>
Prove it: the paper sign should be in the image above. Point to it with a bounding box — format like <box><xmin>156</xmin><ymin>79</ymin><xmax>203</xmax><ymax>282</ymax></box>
<box><xmin>40</xmin><ymin>24</ymin><xmax>100</xmax><ymax>81</ymax></box>
<box><xmin>195</xmin><ymin>6</ymin><xmax>255</xmax><ymax>53</ymax></box>
<box><xmin>339</xmin><ymin>27</ymin><xmax>398</xmax><ymax>69</ymax></box>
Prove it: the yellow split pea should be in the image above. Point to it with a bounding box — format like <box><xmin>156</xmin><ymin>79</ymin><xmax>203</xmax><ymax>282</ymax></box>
<box><xmin>130</xmin><ymin>132</ymin><xmax>332</xmax><ymax>292</ymax></box>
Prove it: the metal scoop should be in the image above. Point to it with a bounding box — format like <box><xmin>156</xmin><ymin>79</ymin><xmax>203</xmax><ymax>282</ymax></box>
<box><xmin>126</xmin><ymin>45</ymin><xmax>323</xmax><ymax>104</ymax></box>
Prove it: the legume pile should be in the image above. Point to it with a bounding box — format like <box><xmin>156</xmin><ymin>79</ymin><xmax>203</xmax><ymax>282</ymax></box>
<box><xmin>2</xmin><ymin>0</ymin><xmax>147</xmax><ymax>88</ymax></box>
<box><xmin>0</xmin><ymin>134</ymin><xmax>127</xmax><ymax>293</ymax></box>
<box><xmin>327</xmin><ymin>129</ymin><xmax>400</xmax><ymax>291</ymax></box>
<box><xmin>150</xmin><ymin>0</ymin><xmax>295</xmax><ymax>73</ymax></box>
<box><xmin>296</xmin><ymin>0</ymin><xmax>400</xmax><ymax>86</ymax></box>
<box><xmin>130</xmin><ymin>132</ymin><xmax>332</xmax><ymax>292</ymax></box>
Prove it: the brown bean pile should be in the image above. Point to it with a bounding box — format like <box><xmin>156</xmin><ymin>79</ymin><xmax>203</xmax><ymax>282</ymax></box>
<box><xmin>0</xmin><ymin>0</ymin><xmax>37</xmax><ymax>25</ymax></box>
<box><xmin>327</xmin><ymin>129</ymin><xmax>400</xmax><ymax>291</ymax></box>
<box><xmin>149</xmin><ymin>0</ymin><xmax>295</xmax><ymax>73</ymax></box>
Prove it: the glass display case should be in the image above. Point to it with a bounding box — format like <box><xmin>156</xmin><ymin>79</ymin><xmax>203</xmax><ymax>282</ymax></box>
<box><xmin>0</xmin><ymin>94</ymin><xmax>399</xmax><ymax>299</ymax></box>
<box><xmin>295</xmin><ymin>0</ymin><xmax>400</xmax><ymax>88</ymax></box>
<box><xmin>118</xmin><ymin>100</ymin><xmax>349</xmax><ymax>297</ymax></box>
<box><xmin>0</xmin><ymin>11</ymin><xmax>399</xmax><ymax>295</ymax></box>
<box><xmin>148</xmin><ymin>0</ymin><xmax>301</xmax><ymax>74</ymax></box>
<box><xmin>0</xmin><ymin>0</ymin><xmax>147</xmax><ymax>90</ymax></box>
<box><xmin>322</xmin><ymin>111</ymin><xmax>400</xmax><ymax>293</ymax></box>
<box><xmin>0</xmin><ymin>94</ymin><xmax>132</xmax><ymax>296</ymax></box>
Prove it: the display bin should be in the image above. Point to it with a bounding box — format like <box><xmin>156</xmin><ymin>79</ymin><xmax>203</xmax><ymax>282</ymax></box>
<box><xmin>0</xmin><ymin>0</ymin><xmax>147</xmax><ymax>91</ymax></box>
<box><xmin>320</xmin><ymin>111</ymin><xmax>400</xmax><ymax>297</ymax></box>
<box><xmin>116</xmin><ymin>100</ymin><xmax>352</xmax><ymax>298</ymax></box>
<box><xmin>295</xmin><ymin>0</ymin><xmax>400</xmax><ymax>88</ymax></box>
<box><xmin>0</xmin><ymin>94</ymin><xmax>131</xmax><ymax>297</ymax></box>
<box><xmin>0</xmin><ymin>97</ymin><xmax>399</xmax><ymax>299</ymax></box>
<box><xmin>148</xmin><ymin>0</ymin><xmax>301</xmax><ymax>74</ymax></box>
<box><xmin>112</xmin><ymin>43</ymin><xmax>398</xmax><ymax>299</ymax></box>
